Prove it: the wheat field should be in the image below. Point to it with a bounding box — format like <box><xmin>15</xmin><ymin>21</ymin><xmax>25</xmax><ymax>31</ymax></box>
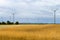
<box><xmin>0</xmin><ymin>24</ymin><xmax>60</xmax><ymax>40</ymax></box>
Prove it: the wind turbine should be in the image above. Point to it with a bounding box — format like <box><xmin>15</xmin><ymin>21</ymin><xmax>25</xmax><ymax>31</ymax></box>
<box><xmin>12</xmin><ymin>8</ymin><xmax>17</xmax><ymax>23</ymax></box>
<box><xmin>9</xmin><ymin>16</ymin><xmax>11</xmax><ymax>22</ymax></box>
<box><xmin>0</xmin><ymin>17</ymin><xmax>3</xmax><ymax>22</ymax></box>
<box><xmin>53</xmin><ymin>9</ymin><xmax>58</xmax><ymax>24</ymax></box>
<box><xmin>12</xmin><ymin>13</ymin><xmax>15</xmax><ymax>23</ymax></box>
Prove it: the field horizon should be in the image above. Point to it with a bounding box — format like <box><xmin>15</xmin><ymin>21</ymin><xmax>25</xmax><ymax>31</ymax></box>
<box><xmin>0</xmin><ymin>24</ymin><xmax>60</xmax><ymax>40</ymax></box>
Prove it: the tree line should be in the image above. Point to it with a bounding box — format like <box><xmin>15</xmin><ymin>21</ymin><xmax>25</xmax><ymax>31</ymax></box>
<box><xmin>0</xmin><ymin>21</ymin><xmax>19</xmax><ymax>25</ymax></box>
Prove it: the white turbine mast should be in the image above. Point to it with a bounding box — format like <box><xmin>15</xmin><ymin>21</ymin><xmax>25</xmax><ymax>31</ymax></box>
<box><xmin>53</xmin><ymin>8</ymin><xmax>58</xmax><ymax>24</ymax></box>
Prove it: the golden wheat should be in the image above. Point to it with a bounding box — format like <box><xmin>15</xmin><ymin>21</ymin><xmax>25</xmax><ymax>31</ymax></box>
<box><xmin>0</xmin><ymin>24</ymin><xmax>60</xmax><ymax>40</ymax></box>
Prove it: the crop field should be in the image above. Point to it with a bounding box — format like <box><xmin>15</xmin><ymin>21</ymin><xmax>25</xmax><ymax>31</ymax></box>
<box><xmin>0</xmin><ymin>24</ymin><xmax>60</xmax><ymax>40</ymax></box>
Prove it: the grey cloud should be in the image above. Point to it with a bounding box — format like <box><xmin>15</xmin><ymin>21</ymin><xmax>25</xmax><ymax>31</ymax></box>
<box><xmin>0</xmin><ymin>0</ymin><xmax>60</xmax><ymax>22</ymax></box>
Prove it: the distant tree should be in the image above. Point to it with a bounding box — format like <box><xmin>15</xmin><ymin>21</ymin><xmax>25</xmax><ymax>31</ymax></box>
<box><xmin>2</xmin><ymin>22</ymin><xmax>6</xmax><ymax>24</ymax></box>
<box><xmin>0</xmin><ymin>22</ymin><xmax>1</xmax><ymax>24</ymax></box>
<box><xmin>15</xmin><ymin>21</ymin><xmax>19</xmax><ymax>24</ymax></box>
<box><xmin>7</xmin><ymin>21</ymin><xmax>15</xmax><ymax>24</ymax></box>
<box><xmin>7</xmin><ymin>21</ymin><xmax>11</xmax><ymax>24</ymax></box>
<box><xmin>11</xmin><ymin>22</ymin><xmax>14</xmax><ymax>24</ymax></box>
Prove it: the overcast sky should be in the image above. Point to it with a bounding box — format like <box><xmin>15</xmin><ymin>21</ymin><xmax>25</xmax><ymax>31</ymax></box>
<box><xmin>0</xmin><ymin>0</ymin><xmax>60</xmax><ymax>23</ymax></box>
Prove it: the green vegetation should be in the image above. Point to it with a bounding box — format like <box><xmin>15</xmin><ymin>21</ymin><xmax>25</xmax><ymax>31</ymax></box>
<box><xmin>15</xmin><ymin>21</ymin><xmax>19</xmax><ymax>24</ymax></box>
<box><xmin>0</xmin><ymin>21</ymin><xmax>19</xmax><ymax>25</ymax></box>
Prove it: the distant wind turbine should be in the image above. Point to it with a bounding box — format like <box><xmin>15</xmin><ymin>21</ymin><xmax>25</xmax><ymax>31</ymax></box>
<box><xmin>12</xmin><ymin>8</ymin><xmax>16</xmax><ymax>23</ymax></box>
<box><xmin>12</xmin><ymin>13</ymin><xmax>15</xmax><ymax>23</ymax></box>
<box><xmin>0</xmin><ymin>17</ymin><xmax>3</xmax><ymax>22</ymax></box>
<box><xmin>53</xmin><ymin>9</ymin><xmax>58</xmax><ymax>24</ymax></box>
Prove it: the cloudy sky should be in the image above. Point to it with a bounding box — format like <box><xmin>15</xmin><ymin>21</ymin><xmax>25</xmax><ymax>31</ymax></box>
<box><xmin>0</xmin><ymin>0</ymin><xmax>60</xmax><ymax>23</ymax></box>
